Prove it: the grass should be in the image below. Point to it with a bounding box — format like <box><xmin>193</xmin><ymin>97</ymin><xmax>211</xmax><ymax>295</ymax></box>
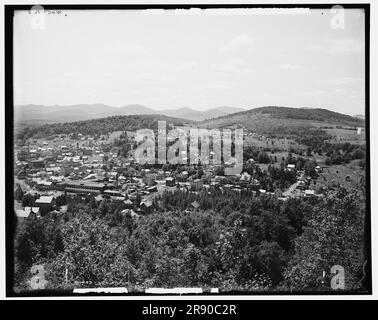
<box><xmin>324</xmin><ymin>128</ymin><xmax>366</xmax><ymax>145</ymax></box>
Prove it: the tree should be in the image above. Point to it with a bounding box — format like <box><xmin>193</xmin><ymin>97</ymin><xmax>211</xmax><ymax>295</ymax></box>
<box><xmin>22</xmin><ymin>194</ymin><xmax>35</xmax><ymax>207</ymax></box>
<box><xmin>14</xmin><ymin>185</ymin><xmax>24</xmax><ymax>201</ymax></box>
<box><xmin>256</xmin><ymin>241</ymin><xmax>287</xmax><ymax>285</ymax></box>
<box><xmin>55</xmin><ymin>195</ymin><xmax>67</xmax><ymax>207</ymax></box>
<box><xmin>304</xmin><ymin>160</ymin><xmax>317</xmax><ymax>178</ymax></box>
<box><xmin>98</xmin><ymin>201</ymin><xmax>109</xmax><ymax>217</ymax></box>
<box><xmin>214</xmin><ymin>166</ymin><xmax>225</xmax><ymax>176</ymax></box>
<box><xmin>257</xmin><ymin>151</ymin><xmax>270</xmax><ymax>164</ymax></box>
<box><xmin>284</xmin><ymin>187</ymin><xmax>365</xmax><ymax>291</ymax></box>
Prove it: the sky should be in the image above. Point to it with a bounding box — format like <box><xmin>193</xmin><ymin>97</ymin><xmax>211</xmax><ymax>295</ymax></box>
<box><xmin>13</xmin><ymin>8</ymin><xmax>366</xmax><ymax>115</ymax></box>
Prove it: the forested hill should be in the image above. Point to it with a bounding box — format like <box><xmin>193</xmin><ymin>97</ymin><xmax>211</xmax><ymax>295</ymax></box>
<box><xmin>206</xmin><ymin>106</ymin><xmax>364</xmax><ymax>124</ymax></box>
<box><xmin>252</xmin><ymin>106</ymin><xmax>363</xmax><ymax>123</ymax></box>
<box><xmin>198</xmin><ymin>106</ymin><xmax>365</xmax><ymax>136</ymax></box>
<box><xmin>16</xmin><ymin>114</ymin><xmax>190</xmax><ymax>140</ymax></box>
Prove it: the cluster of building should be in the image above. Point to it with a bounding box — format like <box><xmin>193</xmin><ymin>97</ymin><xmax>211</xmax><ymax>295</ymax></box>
<box><xmin>14</xmin><ymin>136</ymin><xmax>322</xmax><ymax>220</ymax></box>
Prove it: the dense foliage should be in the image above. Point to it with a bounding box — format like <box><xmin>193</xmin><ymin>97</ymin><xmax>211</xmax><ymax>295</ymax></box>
<box><xmin>255</xmin><ymin>106</ymin><xmax>363</xmax><ymax>124</ymax></box>
<box><xmin>323</xmin><ymin>143</ymin><xmax>366</xmax><ymax>165</ymax></box>
<box><xmin>14</xmin><ymin>182</ymin><xmax>366</xmax><ymax>292</ymax></box>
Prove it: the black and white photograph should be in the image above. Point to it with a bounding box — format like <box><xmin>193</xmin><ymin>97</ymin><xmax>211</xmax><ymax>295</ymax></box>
<box><xmin>3</xmin><ymin>2</ymin><xmax>373</xmax><ymax>300</ymax></box>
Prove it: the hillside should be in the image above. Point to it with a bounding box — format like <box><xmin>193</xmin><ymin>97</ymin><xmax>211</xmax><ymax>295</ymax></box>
<box><xmin>16</xmin><ymin>106</ymin><xmax>366</xmax><ymax>142</ymax></box>
<box><xmin>198</xmin><ymin>106</ymin><xmax>365</xmax><ymax>136</ymax></box>
<box><xmin>16</xmin><ymin>114</ymin><xmax>190</xmax><ymax>140</ymax></box>
<box><xmin>14</xmin><ymin>104</ymin><xmax>244</xmax><ymax>123</ymax></box>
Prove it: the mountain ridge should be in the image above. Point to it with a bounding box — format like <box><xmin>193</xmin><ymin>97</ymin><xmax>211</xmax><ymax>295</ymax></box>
<box><xmin>202</xmin><ymin>106</ymin><xmax>363</xmax><ymax>123</ymax></box>
<box><xmin>15</xmin><ymin>105</ymin><xmax>365</xmax><ymax>139</ymax></box>
<box><xmin>197</xmin><ymin>105</ymin><xmax>364</xmax><ymax>136</ymax></box>
<box><xmin>14</xmin><ymin>104</ymin><xmax>245</xmax><ymax>123</ymax></box>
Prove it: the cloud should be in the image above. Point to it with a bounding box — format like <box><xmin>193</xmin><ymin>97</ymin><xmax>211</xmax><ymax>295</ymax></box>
<box><xmin>304</xmin><ymin>44</ymin><xmax>324</xmax><ymax>52</ymax></box>
<box><xmin>319</xmin><ymin>77</ymin><xmax>364</xmax><ymax>85</ymax></box>
<box><xmin>304</xmin><ymin>38</ymin><xmax>364</xmax><ymax>55</ymax></box>
<box><xmin>280</xmin><ymin>63</ymin><xmax>310</xmax><ymax>71</ymax></box>
<box><xmin>211</xmin><ymin>59</ymin><xmax>254</xmax><ymax>74</ymax></box>
<box><xmin>328</xmin><ymin>38</ymin><xmax>364</xmax><ymax>55</ymax></box>
<box><xmin>291</xmin><ymin>90</ymin><xmax>327</xmax><ymax>97</ymax></box>
<box><xmin>105</xmin><ymin>43</ymin><xmax>148</xmax><ymax>55</ymax></box>
<box><xmin>135</xmin><ymin>72</ymin><xmax>169</xmax><ymax>83</ymax></box>
<box><xmin>218</xmin><ymin>34</ymin><xmax>255</xmax><ymax>54</ymax></box>
<box><xmin>203</xmin><ymin>82</ymin><xmax>232</xmax><ymax>90</ymax></box>
<box><xmin>175</xmin><ymin>61</ymin><xmax>200</xmax><ymax>72</ymax></box>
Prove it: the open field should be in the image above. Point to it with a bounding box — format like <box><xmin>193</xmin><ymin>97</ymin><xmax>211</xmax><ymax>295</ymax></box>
<box><xmin>316</xmin><ymin>162</ymin><xmax>365</xmax><ymax>191</ymax></box>
<box><xmin>244</xmin><ymin>135</ymin><xmax>304</xmax><ymax>151</ymax></box>
<box><xmin>324</xmin><ymin>128</ymin><xmax>366</xmax><ymax>145</ymax></box>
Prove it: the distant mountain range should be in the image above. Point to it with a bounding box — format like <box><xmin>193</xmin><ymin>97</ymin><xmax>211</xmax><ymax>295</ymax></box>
<box><xmin>14</xmin><ymin>104</ymin><xmax>245</xmax><ymax>123</ymax></box>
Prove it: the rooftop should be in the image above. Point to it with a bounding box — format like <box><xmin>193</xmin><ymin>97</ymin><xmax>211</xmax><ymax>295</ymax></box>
<box><xmin>66</xmin><ymin>180</ymin><xmax>106</xmax><ymax>188</ymax></box>
<box><xmin>35</xmin><ymin>196</ymin><xmax>54</xmax><ymax>204</ymax></box>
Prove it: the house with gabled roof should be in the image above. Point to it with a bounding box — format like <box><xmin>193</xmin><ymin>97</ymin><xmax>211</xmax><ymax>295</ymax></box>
<box><xmin>15</xmin><ymin>206</ymin><xmax>40</xmax><ymax>221</ymax></box>
<box><xmin>140</xmin><ymin>199</ymin><xmax>153</xmax><ymax>213</ymax></box>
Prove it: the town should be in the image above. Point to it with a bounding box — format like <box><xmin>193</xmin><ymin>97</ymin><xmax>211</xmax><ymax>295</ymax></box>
<box><xmin>14</xmin><ymin>128</ymin><xmax>326</xmax><ymax>222</ymax></box>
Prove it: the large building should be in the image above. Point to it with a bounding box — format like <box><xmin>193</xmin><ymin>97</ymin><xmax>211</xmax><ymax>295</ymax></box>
<box><xmin>65</xmin><ymin>181</ymin><xmax>106</xmax><ymax>195</ymax></box>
